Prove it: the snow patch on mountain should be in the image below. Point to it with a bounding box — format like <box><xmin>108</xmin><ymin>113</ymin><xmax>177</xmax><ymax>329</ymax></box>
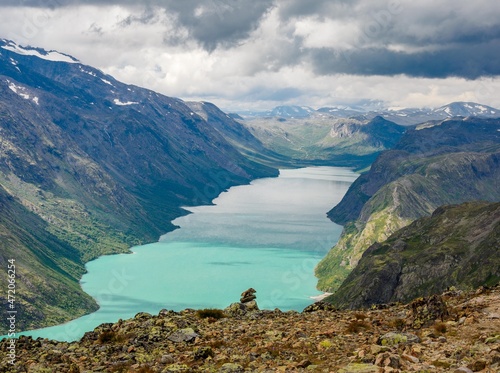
<box><xmin>8</xmin><ymin>81</ymin><xmax>39</xmax><ymax>104</ymax></box>
<box><xmin>1</xmin><ymin>40</ymin><xmax>79</xmax><ymax>64</ymax></box>
<box><xmin>113</xmin><ymin>99</ymin><xmax>138</xmax><ymax>106</ymax></box>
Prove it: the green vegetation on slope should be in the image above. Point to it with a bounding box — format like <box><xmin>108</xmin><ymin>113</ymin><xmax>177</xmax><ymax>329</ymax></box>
<box><xmin>0</xmin><ymin>186</ymin><xmax>98</xmax><ymax>332</ymax></box>
<box><xmin>327</xmin><ymin>201</ymin><xmax>500</xmax><ymax>309</ymax></box>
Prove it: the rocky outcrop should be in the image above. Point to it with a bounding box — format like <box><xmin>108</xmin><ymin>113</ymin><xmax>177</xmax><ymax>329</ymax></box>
<box><xmin>1</xmin><ymin>286</ymin><xmax>499</xmax><ymax>372</ymax></box>
<box><xmin>327</xmin><ymin>201</ymin><xmax>500</xmax><ymax>309</ymax></box>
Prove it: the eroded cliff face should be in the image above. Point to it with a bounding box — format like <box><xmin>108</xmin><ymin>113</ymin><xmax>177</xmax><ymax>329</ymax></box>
<box><xmin>316</xmin><ymin>118</ymin><xmax>500</xmax><ymax>293</ymax></box>
<box><xmin>327</xmin><ymin>201</ymin><xmax>500</xmax><ymax>309</ymax></box>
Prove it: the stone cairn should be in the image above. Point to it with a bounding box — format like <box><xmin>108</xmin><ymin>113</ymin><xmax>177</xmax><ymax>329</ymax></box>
<box><xmin>240</xmin><ymin>288</ymin><xmax>257</xmax><ymax>303</ymax></box>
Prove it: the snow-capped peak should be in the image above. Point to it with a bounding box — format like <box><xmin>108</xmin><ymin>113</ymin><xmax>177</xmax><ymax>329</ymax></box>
<box><xmin>0</xmin><ymin>39</ymin><xmax>79</xmax><ymax>64</ymax></box>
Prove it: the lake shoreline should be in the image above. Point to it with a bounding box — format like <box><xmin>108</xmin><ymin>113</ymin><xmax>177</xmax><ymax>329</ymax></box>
<box><xmin>11</xmin><ymin>167</ymin><xmax>358</xmax><ymax>341</ymax></box>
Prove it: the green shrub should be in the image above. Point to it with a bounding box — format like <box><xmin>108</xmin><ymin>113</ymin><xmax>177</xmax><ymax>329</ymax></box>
<box><xmin>196</xmin><ymin>308</ymin><xmax>226</xmax><ymax>320</ymax></box>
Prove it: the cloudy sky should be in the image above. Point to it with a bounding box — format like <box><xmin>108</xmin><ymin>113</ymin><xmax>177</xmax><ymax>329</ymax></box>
<box><xmin>1</xmin><ymin>0</ymin><xmax>500</xmax><ymax>111</ymax></box>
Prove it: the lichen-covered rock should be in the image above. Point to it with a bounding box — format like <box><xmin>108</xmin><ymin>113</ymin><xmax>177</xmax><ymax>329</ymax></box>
<box><xmin>167</xmin><ymin>328</ymin><xmax>199</xmax><ymax>343</ymax></box>
<box><xmin>163</xmin><ymin>364</ymin><xmax>190</xmax><ymax>372</ymax></box>
<box><xmin>338</xmin><ymin>363</ymin><xmax>380</xmax><ymax>372</ymax></box>
<box><xmin>378</xmin><ymin>332</ymin><xmax>420</xmax><ymax>346</ymax></box>
<box><xmin>219</xmin><ymin>363</ymin><xmax>244</xmax><ymax>372</ymax></box>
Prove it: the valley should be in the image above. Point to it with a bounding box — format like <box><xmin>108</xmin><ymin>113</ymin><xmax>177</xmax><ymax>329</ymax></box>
<box><xmin>0</xmin><ymin>39</ymin><xmax>499</xmax><ymax>343</ymax></box>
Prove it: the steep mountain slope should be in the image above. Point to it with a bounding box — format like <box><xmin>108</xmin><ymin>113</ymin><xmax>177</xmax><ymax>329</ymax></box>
<box><xmin>316</xmin><ymin>118</ymin><xmax>500</xmax><ymax>292</ymax></box>
<box><xmin>0</xmin><ymin>185</ymin><xmax>98</xmax><ymax>332</ymax></box>
<box><xmin>185</xmin><ymin>101</ymin><xmax>290</xmax><ymax>167</ymax></box>
<box><xmin>0</xmin><ymin>39</ymin><xmax>277</xmax><ymax>332</ymax></box>
<box><xmin>328</xmin><ymin>201</ymin><xmax>500</xmax><ymax>309</ymax></box>
<box><xmin>241</xmin><ymin>115</ymin><xmax>406</xmax><ymax>168</ymax></box>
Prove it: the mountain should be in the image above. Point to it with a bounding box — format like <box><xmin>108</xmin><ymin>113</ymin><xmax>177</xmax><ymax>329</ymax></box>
<box><xmin>328</xmin><ymin>201</ymin><xmax>500</xmax><ymax>309</ymax></box>
<box><xmin>238</xmin><ymin>101</ymin><xmax>500</xmax><ymax>126</ymax></box>
<box><xmin>0</xmin><ymin>39</ymin><xmax>277</xmax><ymax>332</ymax></box>
<box><xmin>237</xmin><ymin>105</ymin><xmax>315</xmax><ymax>119</ymax></box>
<box><xmin>317</xmin><ymin>106</ymin><xmax>365</xmax><ymax>118</ymax></box>
<box><xmin>185</xmin><ymin>101</ymin><xmax>290</xmax><ymax>167</ymax></box>
<box><xmin>380</xmin><ymin>102</ymin><xmax>500</xmax><ymax>125</ymax></box>
<box><xmin>316</xmin><ymin>117</ymin><xmax>500</xmax><ymax>292</ymax></box>
<box><xmin>241</xmin><ymin>115</ymin><xmax>406</xmax><ymax>168</ymax></box>
<box><xmin>269</xmin><ymin>105</ymin><xmax>315</xmax><ymax>118</ymax></box>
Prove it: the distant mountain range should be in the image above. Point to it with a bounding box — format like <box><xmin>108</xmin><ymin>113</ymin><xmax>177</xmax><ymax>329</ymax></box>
<box><xmin>316</xmin><ymin>117</ymin><xmax>500</xmax><ymax>293</ymax></box>
<box><xmin>240</xmin><ymin>115</ymin><xmax>407</xmax><ymax>168</ymax></box>
<box><xmin>237</xmin><ymin>102</ymin><xmax>500</xmax><ymax>125</ymax></box>
<box><xmin>0</xmin><ymin>39</ymin><xmax>277</xmax><ymax>332</ymax></box>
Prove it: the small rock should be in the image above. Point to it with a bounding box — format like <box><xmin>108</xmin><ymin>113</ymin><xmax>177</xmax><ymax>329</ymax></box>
<box><xmin>464</xmin><ymin>316</ymin><xmax>475</xmax><ymax>325</ymax></box>
<box><xmin>163</xmin><ymin>364</ymin><xmax>190</xmax><ymax>372</ymax></box>
<box><xmin>160</xmin><ymin>354</ymin><xmax>175</xmax><ymax>364</ymax></box>
<box><xmin>468</xmin><ymin>360</ymin><xmax>486</xmax><ymax>371</ymax></box>
<box><xmin>296</xmin><ymin>359</ymin><xmax>312</xmax><ymax>368</ymax></box>
<box><xmin>134</xmin><ymin>312</ymin><xmax>152</xmax><ymax>319</ymax></box>
<box><xmin>485</xmin><ymin>335</ymin><xmax>500</xmax><ymax>343</ymax></box>
<box><xmin>338</xmin><ymin>363</ymin><xmax>380</xmax><ymax>372</ymax></box>
<box><xmin>384</xmin><ymin>355</ymin><xmax>400</xmax><ymax>368</ymax></box>
<box><xmin>378</xmin><ymin>332</ymin><xmax>420</xmax><ymax>346</ymax></box>
<box><xmin>375</xmin><ymin>352</ymin><xmax>390</xmax><ymax>366</ymax></box>
<box><xmin>402</xmin><ymin>354</ymin><xmax>419</xmax><ymax>364</ymax></box>
<box><xmin>245</xmin><ymin>300</ymin><xmax>259</xmax><ymax>312</ymax></box>
<box><xmin>167</xmin><ymin>328</ymin><xmax>199</xmax><ymax>343</ymax></box>
<box><xmin>240</xmin><ymin>288</ymin><xmax>257</xmax><ymax>303</ymax></box>
<box><xmin>454</xmin><ymin>367</ymin><xmax>474</xmax><ymax>373</ymax></box>
<box><xmin>219</xmin><ymin>363</ymin><xmax>244</xmax><ymax>372</ymax></box>
<box><xmin>371</xmin><ymin>344</ymin><xmax>391</xmax><ymax>355</ymax></box>
<box><xmin>193</xmin><ymin>346</ymin><xmax>214</xmax><ymax>360</ymax></box>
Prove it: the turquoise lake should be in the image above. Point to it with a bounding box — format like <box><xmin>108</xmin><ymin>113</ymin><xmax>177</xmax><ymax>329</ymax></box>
<box><xmin>16</xmin><ymin>167</ymin><xmax>358</xmax><ymax>341</ymax></box>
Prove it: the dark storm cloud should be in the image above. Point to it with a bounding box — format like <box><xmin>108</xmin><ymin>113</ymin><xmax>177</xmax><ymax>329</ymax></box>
<box><xmin>163</xmin><ymin>0</ymin><xmax>275</xmax><ymax>51</ymax></box>
<box><xmin>4</xmin><ymin>0</ymin><xmax>500</xmax><ymax>79</ymax></box>
<box><xmin>310</xmin><ymin>39</ymin><xmax>500</xmax><ymax>79</ymax></box>
<box><xmin>283</xmin><ymin>0</ymin><xmax>500</xmax><ymax>79</ymax></box>
<box><xmin>4</xmin><ymin>0</ymin><xmax>275</xmax><ymax>51</ymax></box>
<box><xmin>278</xmin><ymin>0</ymin><xmax>355</xmax><ymax>20</ymax></box>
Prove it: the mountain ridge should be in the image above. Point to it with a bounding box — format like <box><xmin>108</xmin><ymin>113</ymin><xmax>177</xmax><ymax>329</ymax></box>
<box><xmin>327</xmin><ymin>201</ymin><xmax>500</xmax><ymax>309</ymax></box>
<box><xmin>316</xmin><ymin>117</ymin><xmax>500</xmax><ymax>292</ymax></box>
<box><xmin>236</xmin><ymin>101</ymin><xmax>500</xmax><ymax>125</ymax></box>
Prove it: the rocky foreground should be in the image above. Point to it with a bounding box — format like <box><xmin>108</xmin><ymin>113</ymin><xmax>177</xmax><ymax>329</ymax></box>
<box><xmin>1</xmin><ymin>286</ymin><xmax>499</xmax><ymax>372</ymax></box>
